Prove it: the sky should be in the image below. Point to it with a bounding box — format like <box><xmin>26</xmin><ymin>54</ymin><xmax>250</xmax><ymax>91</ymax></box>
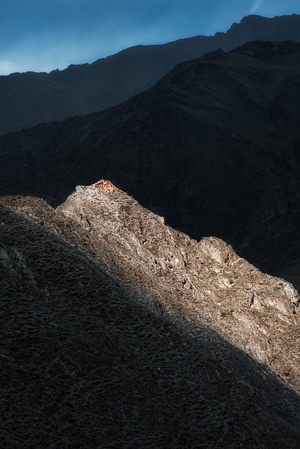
<box><xmin>0</xmin><ymin>0</ymin><xmax>300</xmax><ymax>75</ymax></box>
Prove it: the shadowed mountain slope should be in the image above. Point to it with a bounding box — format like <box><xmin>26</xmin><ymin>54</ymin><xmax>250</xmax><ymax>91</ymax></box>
<box><xmin>1</xmin><ymin>188</ymin><xmax>299</xmax><ymax>390</ymax></box>
<box><xmin>1</xmin><ymin>40</ymin><xmax>300</xmax><ymax>284</ymax></box>
<box><xmin>0</xmin><ymin>188</ymin><xmax>300</xmax><ymax>448</ymax></box>
<box><xmin>0</xmin><ymin>14</ymin><xmax>300</xmax><ymax>136</ymax></box>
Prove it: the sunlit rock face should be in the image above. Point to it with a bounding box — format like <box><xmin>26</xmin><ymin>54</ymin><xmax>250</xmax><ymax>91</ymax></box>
<box><xmin>2</xmin><ymin>186</ymin><xmax>299</xmax><ymax>390</ymax></box>
<box><xmin>59</xmin><ymin>186</ymin><xmax>300</xmax><ymax>387</ymax></box>
<box><xmin>1</xmin><ymin>189</ymin><xmax>300</xmax><ymax>448</ymax></box>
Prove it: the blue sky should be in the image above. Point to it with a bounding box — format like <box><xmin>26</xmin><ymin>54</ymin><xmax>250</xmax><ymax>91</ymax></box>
<box><xmin>0</xmin><ymin>0</ymin><xmax>299</xmax><ymax>75</ymax></box>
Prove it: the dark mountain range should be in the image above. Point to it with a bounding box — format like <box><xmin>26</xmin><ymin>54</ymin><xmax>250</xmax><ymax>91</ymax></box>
<box><xmin>1</xmin><ymin>40</ymin><xmax>300</xmax><ymax>287</ymax></box>
<box><xmin>0</xmin><ymin>187</ymin><xmax>299</xmax><ymax>448</ymax></box>
<box><xmin>1</xmin><ymin>14</ymin><xmax>300</xmax><ymax>136</ymax></box>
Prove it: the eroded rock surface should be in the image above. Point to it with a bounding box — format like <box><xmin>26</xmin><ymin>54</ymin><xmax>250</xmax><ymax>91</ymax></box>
<box><xmin>1</xmin><ymin>187</ymin><xmax>299</xmax><ymax>391</ymax></box>
<box><xmin>1</xmin><ymin>189</ymin><xmax>300</xmax><ymax>448</ymax></box>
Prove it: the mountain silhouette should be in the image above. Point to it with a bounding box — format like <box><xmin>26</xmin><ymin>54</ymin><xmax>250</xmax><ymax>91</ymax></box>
<box><xmin>0</xmin><ymin>14</ymin><xmax>300</xmax><ymax>136</ymax></box>
<box><xmin>1</xmin><ymin>40</ymin><xmax>300</xmax><ymax>286</ymax></box>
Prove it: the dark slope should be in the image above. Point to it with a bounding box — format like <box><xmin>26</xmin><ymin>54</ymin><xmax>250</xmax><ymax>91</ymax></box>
<box><xmin>2</xmin><ymin>190</ymin><xmax>299</xmax><ymax>389</ymax></box>
<box><xmin>1</xmin><ymin>40</ymin><xmax>300</xmax><ymax>281</ymax></box>
<box><xmin>1</xmin><ymin>14</ymin><xmax>300</xmax><ymax>136</ymax></box>
<box><xmin>1</xmin><ymin>202</ymin><xmax>300</xmax><ymax>449</ymax></box>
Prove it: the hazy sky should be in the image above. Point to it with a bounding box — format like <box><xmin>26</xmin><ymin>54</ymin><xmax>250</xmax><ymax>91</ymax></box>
<box><xmin>1</xmin><ymin>0</ymin><xmax>299</xmax><ymax>75</ymax></box>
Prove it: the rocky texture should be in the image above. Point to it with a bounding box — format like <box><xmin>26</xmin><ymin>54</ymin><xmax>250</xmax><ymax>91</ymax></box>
<box><xmin>1</xmin><ymin>191</ymin><xmax>300</xmax><ymax>449</ymax></box>
<box><xmin>0</xmin><ymin>14</ymin><xmax>300</xmax><ymax>136</ymax></box>
<box><xmin>1</xmin><ymin>40</ymin><xmax>300</xmax><ymax>288</ymax></box>
<box><xmin>1</xmin><ymin>187</ymin><xmax>299</xmax><ymax>394</ymax></box>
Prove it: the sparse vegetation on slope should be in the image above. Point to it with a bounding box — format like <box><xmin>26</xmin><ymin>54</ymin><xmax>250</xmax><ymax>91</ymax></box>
<box><xmin>1</xmin><ymin>187</ymin><xmax>299</xmax><ymax>390</ymax></box>
<box><xmin>1</xmin><ymin>197</ymin><xmax>300</xmax><ymax>448</ymax></box>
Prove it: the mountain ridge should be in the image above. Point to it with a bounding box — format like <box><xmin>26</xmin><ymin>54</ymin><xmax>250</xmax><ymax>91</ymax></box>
<box><xmin>1</xmin><ymin>40</ymin><xmax>300</xmax><ymax>286</ymax></box>
<box><xmin>1</xmin><ymin>14</ymin><xmax>300</xmax><ymax>136</ymax></box>
<box><xmin>1</xmin><ymin>186</ymin><xmax>299</xmax><ymax>391</ymax></box>
<box><xmin>1</xmin><ymin>192</ymin><xmax>300</xmax><ymax>448</ymax></box>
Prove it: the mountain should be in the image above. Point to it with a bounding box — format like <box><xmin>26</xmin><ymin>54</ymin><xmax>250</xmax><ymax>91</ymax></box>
<box><xmin>0</xmin><ymin>187</ymin><xmax>299</xmax><ymax>448</ymax></box>
<box><xmin>1</xmin><ymin>40</ymin><xmax>300</xmax><ymax>286</ymax></box>
<box><xmin>0</xmin><ymin>14</ymin><xmax>300</xmax><ymax>136</ymax></box>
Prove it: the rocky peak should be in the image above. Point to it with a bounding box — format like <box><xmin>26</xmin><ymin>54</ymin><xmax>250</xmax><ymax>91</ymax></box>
<box><xmin>2</xmin><ymin>192</ymin><xmax>300</xmax><ymax>448</ymax></box>
<box><xmin>2</xmin><ymin>184</ymin><xmax>299</xmax><ymax>390</ymax></box>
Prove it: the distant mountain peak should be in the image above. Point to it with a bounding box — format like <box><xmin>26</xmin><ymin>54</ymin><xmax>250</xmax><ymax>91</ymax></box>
<box><xmin>240</xmin><ymin>14</ymin><xmax>270</xmax><ymax>23</ymax></box>
<box><xmin>0</xmin><ymin>14</ymin><xmax>300</xmax><ymax>136</ymax></box>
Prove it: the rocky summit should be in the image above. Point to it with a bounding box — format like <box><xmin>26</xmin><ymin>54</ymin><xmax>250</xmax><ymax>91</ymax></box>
<box><xmin>1</xmin><ymin>40</ymin><xmax>300</xmax><ymax>289</ymax></box>
<box><xmin>0</xmin><ymin>185</ymin><xmax>299</xmax><ymax>448</ymax></box>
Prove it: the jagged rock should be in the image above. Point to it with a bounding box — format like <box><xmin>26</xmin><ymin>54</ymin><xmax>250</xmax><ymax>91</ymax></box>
<box><xmin>1</xmin><ymin>186</ymin><xmax>299</xmax><ymax>391</ymax></box>
<box><xmin>1</xmin><ymin>189</ymin><xmax>300</xmax><ymax>448</ymax></box>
